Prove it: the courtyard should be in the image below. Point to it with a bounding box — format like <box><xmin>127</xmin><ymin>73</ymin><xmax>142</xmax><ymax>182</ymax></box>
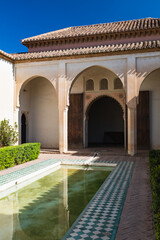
<box><xmin>0</xmin><ymin>149</ymin><xmax>155</xmax><ymax>239</ymax></box>
<box><xmin>1</xmin><ymin>16</ymin><xmax>160</xmax><ymax>239</ymax></box>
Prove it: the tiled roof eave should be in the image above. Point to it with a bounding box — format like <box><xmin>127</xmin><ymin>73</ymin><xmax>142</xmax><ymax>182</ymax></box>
<box><xmin>0</xmin><ymin>50</ymin><xmax>14</xmax><ymax>62</ymax></box>
<box><xmin>21</xmin><ymin>28</ymin><xmax>160</xmax><ymax>44</ymax></box>
<box><xmin>12</xmin><ymin>40</ymin><xmax>160</xmax><ymax>62</ymax></box>
<box><xmin>21</xmin><ymin>18</ymin><xmax>160</xmax><ymax>43</ymax></box>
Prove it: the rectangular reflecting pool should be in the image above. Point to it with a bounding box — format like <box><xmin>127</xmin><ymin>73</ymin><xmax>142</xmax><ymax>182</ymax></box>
<box><xmin>0</xmin><ymin>165</ymin><xmax>114</xmax><ymax>240</ymax></box>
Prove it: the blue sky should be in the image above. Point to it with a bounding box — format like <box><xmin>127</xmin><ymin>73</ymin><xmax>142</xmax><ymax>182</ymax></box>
<box><xmin>1</xmin><ymin>0</ymin><xmax>160</xmax><ymax>53</ymax></box>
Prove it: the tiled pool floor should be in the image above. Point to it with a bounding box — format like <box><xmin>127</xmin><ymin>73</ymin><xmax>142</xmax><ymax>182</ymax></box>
<box><xmin>0</xmin><ymin>156</ymin><xmax>134</xmax><ymax>240</ymax></box>
<box><xmin>63</xmin><ymin>161</ymin><xmax>134</xmax><ymax>240</ymax></box>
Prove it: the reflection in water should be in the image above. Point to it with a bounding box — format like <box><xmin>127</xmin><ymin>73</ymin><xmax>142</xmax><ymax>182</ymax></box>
<box><xmin>0</xmin><ymin>166</ymin><xmax>113</xmax><ymax>240</ymax></box>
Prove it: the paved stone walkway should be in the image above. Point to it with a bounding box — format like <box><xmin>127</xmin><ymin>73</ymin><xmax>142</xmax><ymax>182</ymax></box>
<box><xmin>0</xmin><ymin>149</ymin><xmax>155</xmax><ymax>239</ymax></box>
<box><xmin>115</xmin><ymin>155</ymin><xmax>155</xmax><ymax>240</ymax></box>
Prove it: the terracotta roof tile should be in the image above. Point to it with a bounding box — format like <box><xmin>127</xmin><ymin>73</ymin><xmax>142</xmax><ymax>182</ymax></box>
<box><xmin>9</xmin><ymin>40</ymin><xmax>160</xmax><ymax>61</ymax></box>
<box><xmin>1</xmin><ymin>40</ymin><xmax>160</xmax><ymax>62</ymax></box>
<box><xmin>0</xmin><ymin>50</ymin><xmax>14</xmax><ymax>60</ymax></box>
<box><xmin>21</xmin><ymin>18</ymin><xmax>160</xmax><ymax>43</ymax></box>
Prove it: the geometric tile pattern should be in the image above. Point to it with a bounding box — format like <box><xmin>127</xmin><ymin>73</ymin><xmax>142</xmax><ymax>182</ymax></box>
<box><xmin>61</xmin><ymin>159</ymin><xmax>90</xmax><ymax>165</ymax></box>
<box><xmin>63</xmin><ymin>161</ymin><xmax>134</xmax><ymax>240</ymax></box>
<box><xmin>0</xmin><ymin>158</ymin><xmax>116</xmax><ymax>186</ymax></box>
<box><xmin>0</xmin><ymin>158</ymin><xmax>59</xmax><ymax>186</ymax></box>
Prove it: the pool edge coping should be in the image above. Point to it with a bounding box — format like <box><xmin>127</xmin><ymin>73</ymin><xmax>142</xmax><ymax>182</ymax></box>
<box><xmin>0</xmin><ymin>157</ymin><xmax>135</xmax><ymax>240</ymax></box>
<box><xmin>0</xmin><ymin>157</ymin><xmax>117</xmax><ymax>196</ymax></box>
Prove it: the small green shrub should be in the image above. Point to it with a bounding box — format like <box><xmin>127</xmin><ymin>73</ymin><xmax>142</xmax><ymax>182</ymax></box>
<box><xmin>0</xmin><ymin>143</ymin><xmax>40</xmax><ymax>170</ymax></box>
<box><xmin>149</xmin><ymin>150</ymin><xmax>160</xmax><ymax>240</ymax></box>
<box><xmin>0</xmin><ymin>119</ymin><xmax>19</xmax><ymax>147</ymax></box>
<box><xmin>149</xmin><ymin>150</ymin><xmax>160</xmax><ymax>160</ymax></box>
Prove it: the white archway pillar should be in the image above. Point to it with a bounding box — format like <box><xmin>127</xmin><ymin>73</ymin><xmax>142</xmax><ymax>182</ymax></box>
<box><xmin>127</xmin><ymin>98</ymin><xmax>137</xmax><ymax>156</ymax></box>
<box><xmin>59</xmin><ymin>106</ymin><xmax>68</xmax><ymax>153</ymax></box>
<box><xmin>127</xmin><ymin>56</ymin><xmax>137</xmax><ymax>156</ymax></box>
<box><xmin>58</xmin><ymin>62</ymin><xmax>68</xmax><ymax>153</ymax></box>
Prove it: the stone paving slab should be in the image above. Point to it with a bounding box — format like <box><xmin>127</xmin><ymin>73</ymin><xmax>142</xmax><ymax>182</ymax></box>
<box><xmin>115</xmin><ymin>156</ymin><xmax>155</xmax><ymax>240</ymax></box>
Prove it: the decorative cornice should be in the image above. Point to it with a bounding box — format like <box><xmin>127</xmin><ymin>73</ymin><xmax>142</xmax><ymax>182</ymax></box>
<box><xmin>22</xmin><ymin>18</ymin><xmax>160</xmax><ymax>45</ymax></box>
<box><xmin>1</xmin><ymin>40</ymin><xmax>160</xmax><ymax>64</ymax></box>
<box><xmin>25</xmin><ymin>29</ymin><xmax>160</xmax><ymax>52</ymax></box>
<box><xmin>11</xmin><ymin>40</ymin><xmax>160</xmax><ymax>62</ymax></box>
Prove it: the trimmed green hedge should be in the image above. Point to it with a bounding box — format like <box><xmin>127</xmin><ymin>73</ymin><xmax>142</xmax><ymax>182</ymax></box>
<box><xmin>0</xmin><ymin>143</ymin><xmax>41</xmax><ymax>170</ymax></box>
<box><xmin>149</xmin><ymin>150</ymin><xmax>160</xmax><ymax>240</ymax></box>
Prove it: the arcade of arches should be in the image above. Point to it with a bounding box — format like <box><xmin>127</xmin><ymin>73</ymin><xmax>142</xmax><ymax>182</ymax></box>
<box><xmin>68</xmin><ymin>66</ymin><xmax>160</xmax><ymax>152</ymax></box>
<box><xmin>19</xmin><ymin>66</ymin><xmax>160</xmax><ymax>154</ymax></box>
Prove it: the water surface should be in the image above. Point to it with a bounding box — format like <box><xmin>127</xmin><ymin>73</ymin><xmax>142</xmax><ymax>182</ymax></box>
<box><xmin>0</xmin><ymin>165</ymin><xmax>113</xmax><ymax>240</ymax></box>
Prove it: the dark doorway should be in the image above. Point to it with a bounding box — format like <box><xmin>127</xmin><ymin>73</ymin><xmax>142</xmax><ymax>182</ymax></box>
<box><xmin>21</xmin><ymin>113</ymin><xmax>26</xmax><ymax>144</ymax></box>
<box><xmin>88</xmin><ymin>97</ymin><xmax>124</xmax><ymax>147</ymax></box>
<box><xmin>137</xmin><ymin>91</ymin><xmax>150</xmax><ymax>149</ymax></box>
<box><xmin>68</xmin><ymin>94</ymin><xmax>83</xmax><ymax>148</ymax></box>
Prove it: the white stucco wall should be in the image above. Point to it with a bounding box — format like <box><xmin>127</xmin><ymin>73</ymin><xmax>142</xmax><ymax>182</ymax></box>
<box><xmin>66</xmin><ymin>58</ymin><xmax>126</xmax><ymax>86</ymax></box>
<box><xmin>20</xmin><ymin>77</ymin><xmax>59</xmax><ymax>148</ymax></box>
<box><xmin>140</xmin><ymin>68</ymin><xmax>160</xmax><ymax>149</ymax></box>
<box><xmin>71</xmin><ymin>76</ymin><xmax>84</xmax><ymax>93</ymax></box>
<box><xmin>0</xmin><ymin>58</ymin><xmax>14</xmax><ymax>124</ymax></box>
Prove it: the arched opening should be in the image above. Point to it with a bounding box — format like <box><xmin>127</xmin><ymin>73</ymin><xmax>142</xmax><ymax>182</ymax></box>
<box><xmin>19</xmin><ymin>77</ymin><xmax>59</xmax><ymax>149</ymax></box>
<box><xmin>87</xmin><ymin>96</ymin><xmax>124</xmax><ymax>147</ymax></box>
<box><xmin>137</xmin><ymin>68</ymin><xmax>160</xmax><ymax>149</ymax></box>
<box><xmin>21</xmin><ymin>113</ymin><xmax>26</xmax><ymax>144</ymax></box>
<box><xmin>68</xmin><ymin>65</ymin><xmax>125</xmax><ymax>149</ymax></box>
<box><xmin>86</xmin><ymin>79</ymin><xmax>94</xmax><ymax>91</ymax></box>
<box><xmin>100</xmin><ymin>78</ymin><xmax>108</xmax><ymax>90</ymax></box>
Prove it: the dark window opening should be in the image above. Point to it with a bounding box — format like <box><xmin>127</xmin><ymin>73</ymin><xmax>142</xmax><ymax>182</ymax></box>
<box><xmin>21</xmin><ymin>113</ymin><xmax>26</xmax><ymax>144</ymax></box>
<box><xmin>86</xmin><ymin>79</ymin><xmax>94</xmax><ymax>91</ymax></box>
<box><xmin>100</xmin><ymin>78</ymin><xmax>108</xmax><ymax>90</ymax></box>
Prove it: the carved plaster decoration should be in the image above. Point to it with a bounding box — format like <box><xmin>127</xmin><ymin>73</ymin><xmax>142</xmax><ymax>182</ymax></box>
<box><xmin>84</xmin><ymin>92</ymin><xmax>126</xmax><ymax>115</ymax></box>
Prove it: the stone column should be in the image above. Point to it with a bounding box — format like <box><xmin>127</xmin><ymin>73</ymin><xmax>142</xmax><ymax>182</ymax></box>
<box><xmin>126</xmin><ymin>56</ymin><xmax>137</xmax><ymax>156</ymax></box>
<box><xmin>58</xmin><ymin>62</ymin><xmax>68</xmax><ymax>153</ymax></box>
<box><xmin>127</xmin><ymin>98</ymin><xmax>137</xmax><ymax>156</ymax></box>
<box><xmin>123</xmin><ymin>112</ymin><xmax>127</xmax><ymax>150</ymax></box>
